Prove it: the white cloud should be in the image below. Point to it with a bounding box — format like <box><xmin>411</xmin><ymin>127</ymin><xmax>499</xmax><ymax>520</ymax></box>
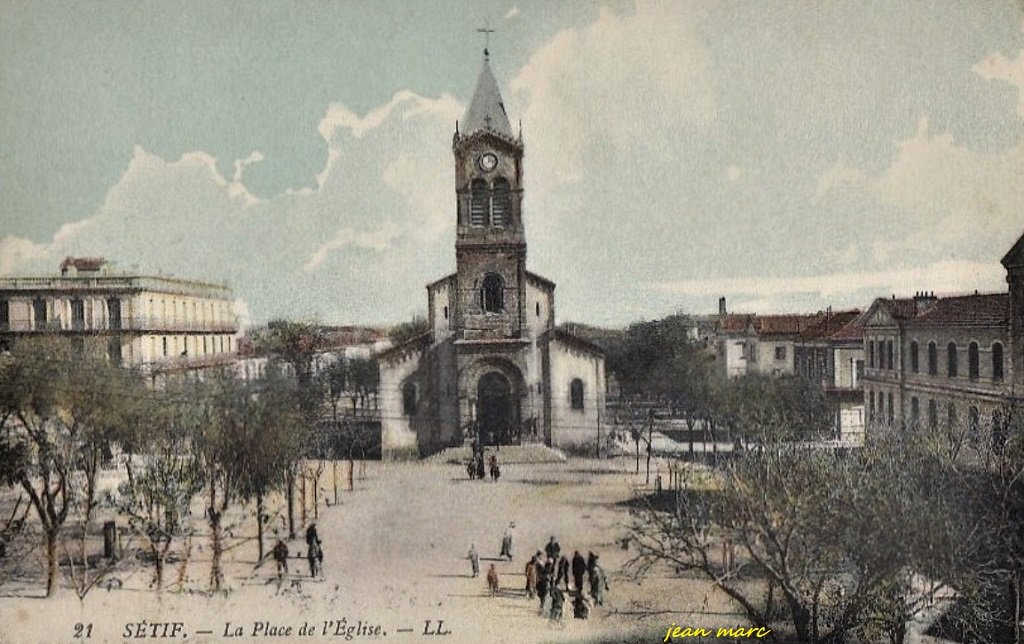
<box><xmin>654</xmin><ymin>259</ymin><xmax>1006</xmax><ymax>302</ymax></box>
<box><xmin>303</xmin><ymin>222</ymin><xmax>402</xmax><ymax>273</ymax></box>
<box><xmin>505</xmin><ymin>6</ymin><xmax>520</xmax><ymax>19</ymax></box>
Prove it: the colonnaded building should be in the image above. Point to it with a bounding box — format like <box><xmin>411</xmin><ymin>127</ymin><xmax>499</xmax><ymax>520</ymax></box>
<box><xmin>378</xmin><ymin>51</ymin><xmax>606</xmax><ymax>458</ymax></box>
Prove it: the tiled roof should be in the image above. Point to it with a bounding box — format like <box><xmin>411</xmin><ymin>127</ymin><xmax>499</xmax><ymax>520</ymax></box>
<box><xmin>828</xmin><ymin>311</ymin><xmax>869</xmax><ymax>341</ymax></box>
<box><xmin>911</xmin><ymin>292</ymin><xmax>1009</xmax><ymax>328</ymax></box>
<box><xmin>876</xmin><ymin>297</ymin><xmax>917</xmax><ymax>321</ymax></box>
<box><xmin>718</xmin><ymin>314</ymin><xmax>754</xmax><ymax>333</ymax></box>
<box><xmin>753</xmin><ymin>314</ymin><xmax>822</xmax><ymax>337</ymax></box>
<box><xmin>796</xmin><ymin>310</ymin><xmax>861</xmax><ymax>341</ymax></box>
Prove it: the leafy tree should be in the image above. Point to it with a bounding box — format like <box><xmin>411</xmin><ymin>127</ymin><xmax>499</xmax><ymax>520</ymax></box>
<box><xmin>112</xmin><ymin>386</ymin><xmax>203</xmax><ymax>591</ymax></box>
<box><xmin>388</xmin><ymin>315</ymin><xmax>428</xmax><ymax>346</ymax></box>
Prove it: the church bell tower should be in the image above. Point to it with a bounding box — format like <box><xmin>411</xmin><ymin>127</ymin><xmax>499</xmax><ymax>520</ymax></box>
<box><xmin>453</xmin><ymin>49</ymin><xmax>526</xmax><ymax>341</ymax></box>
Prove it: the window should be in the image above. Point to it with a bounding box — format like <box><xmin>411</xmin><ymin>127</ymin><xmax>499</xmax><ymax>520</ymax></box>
<box><xmin>570</xmin><ymin>378</ymin><xmax>585</xmax><ymax>411</ymax></box>
<box><xmin>108</xmin><ymin>338</ymin><xmax>122</xmax><ymax>365</ymax></box>
<box><xmin>886</xmin><ymin>340</ymin><xmax>894</xmax><ymax>371</ymax></box>
<box><xmin>774</xmin><ymin>346</ymin><xmax>787</xmax><ymax>361</ymax></box>
<box><xmin>71</xmin><ymin>337</ymin><xmax>85</xmax><ymax>356</ymax></box>
<box><xmin>33</xmin><ymin>298</ymin><xmax>47</xmax><ymax>331</ymax></box>
<box><xmin>992</xmin><ymin>342</ymin><xmax>1004</xmax><ymax>382</ymax></box>
<box><xmin>968</xmin><ymin>342</ymin><xmax>979</xmax><ymax>381</ymax></box>
<box><xmin>480</xmin><ymin>273</ymin><xmax>504</xmax><ymax>313</ymax></box>
<box><xmin>162</xmin><ymin>337</ymin><xmax>168</xmax><ymax>357</ymax></box>
<box><xmin>443</xmin><ymin>305</ymin><xmax>448</xmax><ymax>320</ymax></box>
<box><xmin>402</xmin><ymin>381</ymin><xmax>417</xmax><ymax>416</ymax></box>
<box><xmin>947</xmin><ymin>342</ymin><xmax>958</xmax><ymax>377</ymax></box>
<box><xmin>910</xmin><ymin>341</ymin><xmax>919</xmax><ymax>373</ymax></box>
<box><xmin>491</xmin><ymin>178</ymin><xmax>510</xmax><ymax>226</ymax></box>
<box><xmin>470</xmin><ymin>179</ymin><xmax>488</xmax><ymax>226</ymax></box>
<box><xmin>887</xmin><ymin>392</ymin><xmax>894</xmax><ymax>425</ymax></box>
<box><xmin>536</xmin><ymin>302</ymin><xmax>540</xmax><ymax>317</ymax></box>
<box><xmin>868</xmin><ymin>390</ymin><xmax>875</xmax><ymax>422</ymax></box>
<box><xmin>947</xmin><ymin>402</ymin><xmax>957</xmax><ymax>431</ymax></box>
<box><xmin>868</xmin><ymin>340</ymin><xmax>875</xmax><ymax>368</ymax></box>
<box><xmin>968</xmin><ymin>406</ymin><xmax>979</xmax><ymax>444</ymax></box>
<box><xmin>928</xmin><ymin>342</ymin><xmax>938</xmax><ymax>375</ymax></box>
<box><xmin>910</xmin><ymin>397</ymin><xmax>919</xmax><ymax>428</ymax></box>
<box><xmin>71</xmin><ymin>299</ymin><xmax>85</xmax><ymax>330</ymax></box>
<box><xmin>928</xmin><ymin>399</ymin><xmax>938</xmax><ymax>431</ymax></box>
<box><xmin>993</xmin><ymin>409</ymin><xmax>1007</xmax><ymax>453</ymax></box>
<box><xmin>108</xmin><ymin>298</ymin><xmax>122</xmax><ymax>330</ymax></box>
<box><xmin>0</xmin><ymin>300</ymin><xmax>7</xmax><ymax>330</ymax></box>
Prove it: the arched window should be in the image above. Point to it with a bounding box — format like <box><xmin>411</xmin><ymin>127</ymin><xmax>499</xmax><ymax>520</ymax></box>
<box><xmin>570</xmin><ymin>378</ymin><xmax>585</xmax><ymax>411</ymax></box>
<box><xmin>909</xmin><ymin>341</ymin><xmax>919</xmax><ymax>373</ymax></box>
<box><xmin>491</xmin><ymin>178</ymin><xmax>510</xmax><ymax>227</ymax></box>
<box><xmin>402</xmin><ymin>381</ymin><xmax>417</xmax><ymax>416</ymax></box>
<box><xmin>968</xmin><ymin>342</ymin><xmax>979</xmax><ymax>381</ymax></box>
<box><xmin>470</xmin><ymin>179</ymin><xmax>488</xmax><ymax>226</ymax></box>
<box><xmin>993</xmin><ymin>342</ymin><xmax>1004</xmax><ymax>382</ymax></box>
<box><xmin>910</xmin><ymin>397</ymin><xmax>920</xmax><ymax>428</ymax></box>
<box><xmin>927</xmin><ymin>399</ymin><xmax>938</xmax><ymax>431</ymax></box>
<box><xmin>968</xmin><ymin>405</ymin><xmax>979</xmax><ymax>444</ymax></box>
<box><xmin>947</xmin><ymin>342</ymin><xmax>958</xmax><ymax>378</ymax></box>
<box><xmin>927</xmin><ymin>342</ymin><xmax>937</xmax><ymax>375</ymax></box>
<box><xmin>887</xmin><ymin>392</ymin><xmax>894</xmax><ymax>425</ymax></box>
<box><xmin>993</xmin><ymin>409</ymin><xmax>1006</xmax><ymax>453</ymax></box>
<box><xmin>480</xmin><ymin>273</ymin><xmax>503</xmax><ymax>313</ymax></box>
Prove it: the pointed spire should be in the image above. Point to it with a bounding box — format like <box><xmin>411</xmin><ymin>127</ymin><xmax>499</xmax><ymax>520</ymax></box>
<box><xmin>461</xmin><ymin>53</ymin><xmax>513</xmax><ymax>138</ymax></box>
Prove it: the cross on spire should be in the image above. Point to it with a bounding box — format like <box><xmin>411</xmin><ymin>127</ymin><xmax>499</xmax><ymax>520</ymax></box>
<box><xmin>477</xmin><ymin>24</ymin><xmax>495</xmax><ymax>57</ymax></box>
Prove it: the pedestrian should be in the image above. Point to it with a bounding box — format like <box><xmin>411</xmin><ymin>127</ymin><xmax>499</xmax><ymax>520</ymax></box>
<box><xmin>586</xmin><ymin>551</ymin><xmax>597</xmax><ymax>586</ymax></box>
<box><xmin>488</xmin><ymin>455</ymin><xmax>500</xmax><ymax>481</ymax></box>
<box><xmin>486</xmin><ymin>564</ymin><xmax>499</xmax><ymax>595</ymax></box>
<box><xmin>525</xmin><ymin>554</ymin><xmax>538</xmax><ymax>598</ymax></box>
<box><xmin>549</xmin><ymin>585</ymin><xmax>565</xmax><ymax>623</ymax></box>
<box><xmin>556</xmin><ymin>554</ymin><xmax>570</xmax><ymax>590</ymax></box>
<box><xmin>572</xmin><ymin>593</ymin><xmax>591</xmax><ymax>620</ymax></box>
<box><xmin>571</xmin><ymin>550</ymin><xmax>586</xmax><ymax>592</ymax></box>
<box><xmin>272</xmin><ymin>539</ymin><xmax>289</xmax><ymax>579</ymax></box>
<box><xmin>475</xmin><ymin>454</ymin><xmax>486</xmax><ymax>480</ymax></box>
<box><xmin>499</xmin><ymin>522</ymin><xmax>514</xmax><ymax>560</ymax></box>
<box><xmin>536</xmin><ymin>563</ymin><xmax>550</xmax><ymax>615</ymax></box>
<box><xmin>467</xmin><ymin>459</ymin><xmax>476</xmax><ymax>479</ymax></box>
<box><xmin>307</xmin><ymin>538</ymin><xmax>321</xmax><ymax>578</ymax></box>
<box><xmin>589</xmin><ymin>562</ymin><xmax>609</xmax><ymax>606</ymax></box>
<box><xmin>306</xmin><ymin>522</ymin><xmax>322</xmax><ymax>577</ymax></box>
<box><xmin>468</xmin><ymin>543</ymin><xmax>480</xmax><ymax>578</ymax></box>
<box><xmin>545</xmin><ymin>536</ymin><xmax>561</xmax><ymax>562</ymax></box>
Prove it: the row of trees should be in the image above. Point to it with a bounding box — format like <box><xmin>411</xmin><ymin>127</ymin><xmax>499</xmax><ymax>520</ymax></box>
<box><xmin>0</xmin><ymin>326</ymin><xmax>381</xmax><ymax>598</ymax></box>
<box><xmin>602</xmin><ymin>313</ymin><xmax>1024</xmax><ymax>642</ymax></box>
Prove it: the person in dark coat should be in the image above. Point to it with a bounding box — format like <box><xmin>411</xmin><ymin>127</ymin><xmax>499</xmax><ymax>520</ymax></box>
<box><xmin>468</xmin><ymin>543</ymin><xmax>480</xmax><ymax>578</ymax></box>
<box><xmin>306</xmin><ymin>523</ymin><xmax>322</xmax><ymax>577</ymax></box>
<box><xmin>272</xmin><ymin>539</ymin><xmax>289</xmax><ymax>578</ymax></box>
<box><xmin>549</xmin><ymin>585</ymin><xmax>565</xmax><ymax>622</ymax></box>
<box><xmin>536</xmin><ymin>564</ymin><xmax>550</xmax><ymax>615</ymax></box>
<box><xmin>586</xmin><ymin>551</ymin><xmax>598</xmax><ymax>586</ymax></box>
<box><xmin>545</xmin><ymin>536</ymin><xmax>561</xmax><ymax>562</ymax></box>
<box><xmin>486</xmin><ymin>564</ymin><xmax>499</xmax><ymax>595</ymax></box>
<box><xmin>499</xmin><ymin>523</ymin><xmax>514</xmax><ymax>560</ymax></box>
<box><xmin>488</xmin><ymin>455</ymin><xmax>500</xmax><ymax>481</ymax></box>
<box><xmin>589</xmin><ymin>563</ymin><xmax>609</xmax><ymax>606</ymax></box>
<box><xmin>573</xmin><ymin>593</ymin><xmax>591</xmax><ymax>620</ymax></box>
<box><xmin>556</xmin><ymin>554</ymin><xmax>570</xmax><ymax>590</ymax></box>
<box><xmin>571</xmin><ymin>551</ymin><xmax>587</xmax><ymax>592</ymax></box>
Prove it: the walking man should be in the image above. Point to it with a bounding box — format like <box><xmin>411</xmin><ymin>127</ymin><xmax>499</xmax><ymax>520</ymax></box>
<box><xmin>468</xmin><ymin>544</ymin><xmax>480</xmax><ymax>578</ymax></box>
<box><xmin>571</xmin><ymin>551</ymin><xmax>587</xmax><ymax>593</ymax></box>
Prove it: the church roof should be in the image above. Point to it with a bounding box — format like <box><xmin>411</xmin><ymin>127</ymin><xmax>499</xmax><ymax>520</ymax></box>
<box><xmin>461</xmin><ymin>52</ymin><xmax>513</xmax><ymax>139</ymax></box>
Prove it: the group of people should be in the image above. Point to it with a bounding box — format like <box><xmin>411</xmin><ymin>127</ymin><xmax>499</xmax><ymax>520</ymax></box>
<box><xmin>271</xmin><ymin>522</ymin><xmax>324</xmax><ymax>581</ymax></box>
<box><xmin>467</xmin><ymin>453</ymin><xmax>501</xmax><ymax>481</ymax></box>
<box><xmin>473</xmin><ymin>528</ymin><xmax>610</xmax><ymax>624</ymax></box>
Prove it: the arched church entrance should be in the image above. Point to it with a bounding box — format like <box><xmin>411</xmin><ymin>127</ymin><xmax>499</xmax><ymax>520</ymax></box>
<box><xmin>477</xmin><ymin>371</ymin><xmax>520</xmax><ymax>446</ymax></box>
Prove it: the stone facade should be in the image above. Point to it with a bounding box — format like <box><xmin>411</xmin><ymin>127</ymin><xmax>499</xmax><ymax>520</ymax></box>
<box><xmin>861</xmin><ymin>231</ymin><xmax>1024</xmax><ymax>446</ymax></box>
<box><xmin>377</xmin><ymin>53</ymin><xmax>605</xmax><ymax>459</ymax></box>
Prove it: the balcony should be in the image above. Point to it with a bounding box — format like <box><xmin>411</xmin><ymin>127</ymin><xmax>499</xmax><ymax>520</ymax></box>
<box><xmin>0</xmin><ymin>316</ymin><xmax>238</xmax><ymax>334</ymax></box>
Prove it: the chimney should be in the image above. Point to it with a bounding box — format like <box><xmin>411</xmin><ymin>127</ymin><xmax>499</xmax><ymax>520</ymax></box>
<box><xmin>913</xmin><ymin>290</ymin><xmax>937</xmax><ymax>316</ymax></box>
<box><xmin>719</xmin><ymin>296</ymin><xmax>727</xmax><ymax>317</ymax></box>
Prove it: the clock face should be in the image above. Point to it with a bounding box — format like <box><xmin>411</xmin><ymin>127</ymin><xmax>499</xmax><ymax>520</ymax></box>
<box><xmin>479</xmin><ymin>152</ymin><xmax>498</xmax><ymax>172</ymax></box>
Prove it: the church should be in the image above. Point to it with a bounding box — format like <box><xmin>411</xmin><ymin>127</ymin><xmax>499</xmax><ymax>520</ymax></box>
<box><xmin>378</xmin><ymin>50</ymin><xmax>606</xmax><ymax>459</ymax></box>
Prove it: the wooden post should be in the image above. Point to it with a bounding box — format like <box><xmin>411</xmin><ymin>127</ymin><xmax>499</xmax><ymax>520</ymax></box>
<box><xmin>333</xmin><ymin>460</ymin><xmax>338</xmax><ymax>505</ymax></box>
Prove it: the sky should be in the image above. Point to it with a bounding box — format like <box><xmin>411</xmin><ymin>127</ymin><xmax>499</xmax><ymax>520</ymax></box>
<box><xmin>1</xmin><ymin>1</ymin><xmax>1023</xmax><ymax>329</ymax></box>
